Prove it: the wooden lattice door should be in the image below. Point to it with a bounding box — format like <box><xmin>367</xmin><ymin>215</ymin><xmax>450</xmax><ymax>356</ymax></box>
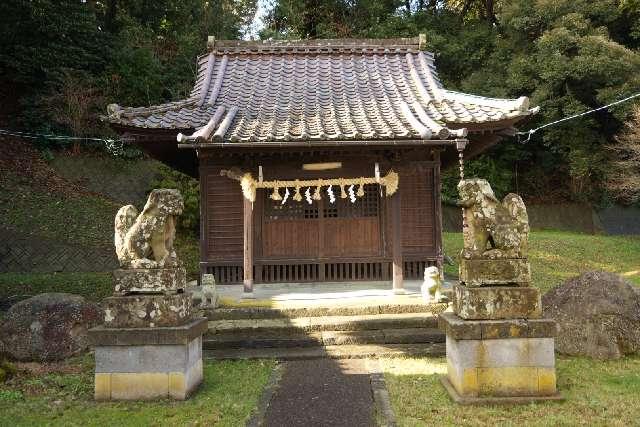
<box><xmin>261</xmin><ymin>184</ymin><xmax>382</xmax><ymax>259</ymax></box>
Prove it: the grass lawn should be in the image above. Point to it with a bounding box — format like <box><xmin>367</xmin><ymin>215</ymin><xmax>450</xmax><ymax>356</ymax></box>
<box><xmin>380</xmin><ymin>356</ymin><xmax>640</xmax><ymax>426</ymax></box>
<box><xmin>0</xmin><ymin>355</ymin><xmax>275</xmax><ymax>426</ymax></box>
<box><xmin>443</xmin><ymin>231</ymin><xmax>640</xmax><ymax>293</ymax></box>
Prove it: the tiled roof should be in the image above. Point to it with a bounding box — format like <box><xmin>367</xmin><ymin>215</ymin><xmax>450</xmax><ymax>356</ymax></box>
<box><xmin>105</xmin><ymin>36</ymin><xmax>537</xmax><ymax>143</ymax></box>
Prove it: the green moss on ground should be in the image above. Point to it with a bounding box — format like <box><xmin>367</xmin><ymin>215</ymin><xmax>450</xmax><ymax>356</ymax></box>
<box><xmin>0</xmin><ymin>355</ymin><xmax>275</xmax><ymax>426</ymax></box>
<box><xmin>0</xmin><ymin>272</ymin><xmax>113</xmax><ymax>306</ymax></box>
<box><xmin>381</xmin><ymin>356</ymin><xmax>640</xmax><ymax>426</ymax></box>
<box><xmin>443</xmin><ymin>231</ymin><xmax>640</xmax><ymax>293</ymax></box>
<box><xmin>0</xmin><ymin>178</ymin><xmax>118</xmax><ymax>247</ymax></box>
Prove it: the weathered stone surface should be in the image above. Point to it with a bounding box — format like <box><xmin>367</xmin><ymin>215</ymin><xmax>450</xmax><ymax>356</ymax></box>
<box><xmin>453</xmin><ymin>284</ymin><xmax>541</xmax><ymax>320</ymax></box>
<box><xmin>0</xmin><ymin>293</ymin><xmax>102</xmax><ymax>361</ymax></box>
<box><xmin>113</xmin><ymin>267</ymin><xmax>186</xmax><ymax>294</ymax></box>
<box><xmin>89</xmin><ymin>317</ymin><xmax>208</xmax><ymax>346</ymax></box>
<box><xmin>439</xmin><ymin>312</ymin><xmax>556</xmax><ymax>340</ymax></box>
<box><xmin>187</xmin><ymin>273</ymin><xmax>218</xmax><ymax>309</ymax></box>
<box><xmin>457</xmin><ymin>179</ymin><xmax>529</xmax><ymax>260</ymax></box>
<box><xmin>446</xmin><ymin>334</ymin><xmax>557</xmax><ymax>397</ymax></box>
<box><xmin>103</xmin><ymin>293</ymin><xmax>192</xmax><ymax>328</ymax></box>
<box><xmin>446</xmin><ymin>335</ymin><xmax>555</xmax><ymax>369</ymax></box>
<box><xmin>459</xmin><ymin>258</ymin><xmax>531</xmax><ymax>287</ymax></box>
<box><xmin>543</xmin><ymin>271</ymin><xmax>640</xmax><ymax>359</ymax></box>
<box><xmin>94</xmin><ymin>334</ymin><xmax>203</xmax><ymax>401</ymax></box>
<box><xmin>115</xmin><ymin>189</ymin><xmax>184</xmax><ymax>269</ymax></box>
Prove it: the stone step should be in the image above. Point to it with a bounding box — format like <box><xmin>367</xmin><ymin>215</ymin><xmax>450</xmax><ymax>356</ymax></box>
<box><xmin>203</xmin><ymin>327</ymin><xmax>444</xmax><ymax>350</ymax></box>
<box><xmin>203</xmin><ymin>343</ymin><xmax>446</xmax><ymax>360</ymax></box>
<box><xmin>207</xmin><ymin>312</ymin><xmax>440</xmax><ymax>335</ymax></box>
<box><xmin>206</xmin><ymin>303</ymin><xmax>447</xmax><ymax>321</ymax></box>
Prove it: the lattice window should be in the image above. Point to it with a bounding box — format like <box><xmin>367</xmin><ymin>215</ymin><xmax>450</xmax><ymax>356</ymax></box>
<box><xmin>265</xmin><ymin>184</ymin><xmax>379</xmax><ymax>220</ymax></box>
<box><xmin>264</xmin><ymin>187</ymin><xmax>319</xmax><ymax>220</ymax></box>
<box><xmin>323</xmin><ymin>184</ymin><xmax>379</xmax><ymax>218</ymax></box>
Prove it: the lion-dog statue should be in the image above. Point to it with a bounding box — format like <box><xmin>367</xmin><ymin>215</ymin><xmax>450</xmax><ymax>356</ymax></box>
<box><xmin>457</xmin><ymin>179</ymin><xmax>529</xmax><ymax>260</ymax></box>
<box><xmin>421</xmin><ymin>266</ymin><xmax>444</xmax><ymax>303</ymax></box>
<box><xmin>114</xmin><ymin>189</ymin><xmax>184</xmax><ymax>269</ymax></box>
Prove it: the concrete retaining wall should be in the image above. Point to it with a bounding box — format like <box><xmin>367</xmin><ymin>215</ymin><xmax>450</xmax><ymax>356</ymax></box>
<box><xmin>443</xmin><ymin>203</ymin><xmax>640</xmax><ymax>235</ymax></box>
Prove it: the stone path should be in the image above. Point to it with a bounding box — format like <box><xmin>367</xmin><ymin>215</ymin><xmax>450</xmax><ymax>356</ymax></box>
<box><xmin>258</xmin><ymin>359</ymin><xmax>381</xmax><ymax>427</ymax></box>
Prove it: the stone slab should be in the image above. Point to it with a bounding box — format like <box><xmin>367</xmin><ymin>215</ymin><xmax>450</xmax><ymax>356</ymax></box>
<box><xmin>113</xmin><ymin>267</ymin><xmax>186</xmax><ymax>294</ymax></box>
<box><xmin>89</xmin><ymin>317</ymin><xmax>207</xmax><ymax>346</ymax></box>
<box><xmin>460</xmin><ymin>258</ymin><xmax>531</xmax><ymax>287</ymax></box>
<box><xmin>93</xmin><ymin>334</ymin><xmax>203</xmax><ymax>401</ymax></box>
<box><xmin>95</xmin><ymin>337</ymin><xmax>202</xmax><ymax>373</ymax></box>
<box><xmin>440</xmin><ymin>376</ymin><xmax>564</xmax><ymax>405</ymax></box>
<box><xmin>439</xmin><ymin>312</ymin><xmax>556</xmax><ymax>340</ymax></box>
<box><xmin>94</xmin><ymin>361</ymin><xmax>202</xmax><ymax>401</ymax></box>
<box><xmin>446</xmin><ymin>335</ymin><xmax>555</xmax><ymax>369</ymax></box>
<box><xmin>453</xmin><ymin>284</ymin><xmax>542</xmax><ymax>320</ymax></box>
<box><xmin>445</xmin><ymin>332</ymin><xmax>558</xmax><ymax>399</ymax></box>
<box><xmin>102</xmin><ymin>293</ymin><xmax>193</xmax><ymax>328</ymax></box>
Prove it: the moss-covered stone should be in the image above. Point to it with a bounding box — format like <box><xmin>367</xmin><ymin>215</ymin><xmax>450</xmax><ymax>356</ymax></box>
<box><xmin>453</xmin><ymin>284</ymin><xmax>542</xmax><ymax>320</ymax></box>
<box><xmin>113</xmin><ymin>267</ymin><xmax>186</xmax><ymax>294</ymax></box>
<box><xmin>102</xmin><ymin>293</ymin><xmax>192</xmax><ymax>328</ymax></box>
<box><xmin>459</xmin><ymin>258</ymin><xmax>531</xmax><ymax>287</ymax></box>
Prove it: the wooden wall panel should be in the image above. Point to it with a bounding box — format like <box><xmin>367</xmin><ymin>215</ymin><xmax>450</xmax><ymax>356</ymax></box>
<box><xmin>262</xmin><ymin>220</ymin><xmax>320</xmax><ymax>257</ymax></box>
<box><xmin>400</xmin><ymin>166</ymin><xmax>436</xmax><ymax>255</ymax></box>
<box><xmin>204</xmin><ymin>169</ymin><xmax>243</xmax><ymax>260</ymax></box>
<box><xmin>323</xmin><ymin>218</ymin><xmax>380</xmax><ymax>257</ymax></box>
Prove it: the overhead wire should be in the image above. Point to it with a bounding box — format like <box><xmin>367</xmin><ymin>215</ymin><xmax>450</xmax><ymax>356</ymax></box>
<box><xmin>517</xmin><ymin>91</ymin><xmax>640</xmax><ymax>144</ymax></box>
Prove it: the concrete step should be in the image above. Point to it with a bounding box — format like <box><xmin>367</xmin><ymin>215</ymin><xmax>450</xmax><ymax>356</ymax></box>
<box><xmin>207</xmin><ymin>312</ymin><xmax>440</xmax><ymax>335</ymax></box>
<box><xmin>206</xmin><ymin>303</ymin><xmax>447</xmax><ymax>321</ymax></box>
<box><xmin>203</xmin><ymin>327</ymin><xmax>444</xmax><ymax>350</ymax></box>
<box><xmin>203</xmin><ymin>343</ymin><xmax>446</xmax><ymax>360</ymax></box>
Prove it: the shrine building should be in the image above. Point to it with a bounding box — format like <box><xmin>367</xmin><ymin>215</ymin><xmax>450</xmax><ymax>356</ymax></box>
<box><xmin>105</xmin><ymin>35</ymin><xmax>536</xmax><ymax>294</ymax></box>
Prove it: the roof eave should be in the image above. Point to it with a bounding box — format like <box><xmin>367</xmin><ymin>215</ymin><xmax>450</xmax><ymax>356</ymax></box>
<box><xmin>177</xmin><ymin>138</ymin><xmax>466</xmax><ymax>149</ymax></box>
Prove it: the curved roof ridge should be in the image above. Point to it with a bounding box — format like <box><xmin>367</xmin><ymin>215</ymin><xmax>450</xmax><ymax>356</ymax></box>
<box><xmin>209</xmin><ymin>36</ymin><xmax>422</xmax><ymax>55</ymax></box>
<box><xmin>443</xmin><ymin>90</ymin><xmax>530</xmax><ymax>112</ymax></box>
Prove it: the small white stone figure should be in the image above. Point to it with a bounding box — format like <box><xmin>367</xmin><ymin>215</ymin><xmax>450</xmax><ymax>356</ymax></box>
<box><xmin>421</xmin><ymin>266</ymin><xmax>443</xmax><ymax>303</ymax></box>
<box><xmin>189</xmin><ymin>274</ymin><xmax>218</xmax><ymax>309</ymax></box>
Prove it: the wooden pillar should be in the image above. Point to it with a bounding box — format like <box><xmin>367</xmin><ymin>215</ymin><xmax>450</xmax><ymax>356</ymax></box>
<box><xmin>391</xmin><ymin>189</ymin><xmax>404</xmax><ymax>294</ymax></box>
<box><xmin>433</xmin><ymin>150</ymin><xmax>444</xmax><ymax>272</ymax></box>
<box><xmin>243</xmin><ymin>197</ymin><xmax>254</xmax><ymax>295</ymax></box>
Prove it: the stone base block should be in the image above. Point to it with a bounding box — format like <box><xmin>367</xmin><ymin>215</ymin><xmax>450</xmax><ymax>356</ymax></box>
<box><xmin>453</xmin><ymin>284</ymin><xmax>541</xmax><ymax>320</ymax></box>
<box><xmin>113</xmin><ymin>267</ymin><xmax>186</xmax><ymax>294</ymax></box>
<box><xmin>103</xmin><ymin>293</ymin><xmax>193</xmax><ymax>328</ymax></box>
<box><xmin>445</xmin><ymin>328</ymin><xmax>558</xmax><ymax>399</ymax></box>
<box><xmin>90</xmin><ymin>318</ymin><xmax>207</xmax><ymax>401</ymax></box>
<box><xmin>440</xmin><ymin>376</ymin><xmax>563</xmax><ymax>405</ymax></box>
<box><xmin>439</xmin><ymin>312</ymin><xmax>556</xmax><ymax>340</ymax></box>
<box><xmin>460</xmin><ymin>258</ymin><xmax>531</xmax><ymax>287</ymax></box>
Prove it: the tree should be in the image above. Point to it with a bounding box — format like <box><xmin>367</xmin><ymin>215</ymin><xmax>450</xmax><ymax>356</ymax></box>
<box><xmin>606</xmin><ymin>105</ymin><xmax>640</xmax><ymax>205</ymax></box>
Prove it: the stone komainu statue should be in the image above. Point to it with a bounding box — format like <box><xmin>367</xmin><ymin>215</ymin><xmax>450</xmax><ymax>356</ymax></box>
<box><xmin>457</xmin><ymin>179</ymin><xmax>529</xmax><ymax>260</ymax></box>
<box><xmin>114</xmin><ymin>189</ymin><xmax>184</xmax><ymax>269</ymax></box>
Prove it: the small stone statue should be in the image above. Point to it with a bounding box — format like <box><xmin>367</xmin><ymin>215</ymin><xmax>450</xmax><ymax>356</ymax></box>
<box><xmin>114</xmin><ymin>189</ymin><xmax>184</xmax><ymax>269</ymax></box>
<box><xmin>189</xmin><ymin>274</ymin><xmax>218</xmax><ymax>309</ymax></box>
<box><xmin>457</xmin><ymin>179</ymin><xmax>529</xmax><ymax>260</ymax></box>
<box><xmin>421</xmin><ymin>266</ymin><xmax>443</xmax><ymax>303</ymax></box>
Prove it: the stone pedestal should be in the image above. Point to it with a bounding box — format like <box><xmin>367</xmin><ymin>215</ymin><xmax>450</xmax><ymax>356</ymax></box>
<box><xmin>440</xmin><ymin>313</ymin><xmax>561</xmax><ymax>403</ymax></box>
<box><xmin>113</xmin><ymin>267</ymin><xmax>186</xmax><ymax>294</ymax></box>
<box><xmin>91</xmin><ymin>266</ymin><xmax>204</xmax><ymax>401</ymax></box>
<box><xmin>459</xmin><ymin>258</ymin><xmax>531</xmax><ymax>287</ymax></box>
<box><xmin>89</xmin><ymin>318</ymin><xmax>207</xmax><ymax>401</ymax></box>
<box><xmin>103</xmin><ymin>292</ymin><xmax>193</xmax><ymax>328</ymax></box>
<box><xmin>453</xmin><ymin>284</ymin><xmax>541</xmax><ymax>320</ymax></box>
<box><xmin>441</xmin><ymin>257</ymin><xmax>562</xmax><ymax>404</ymax></box>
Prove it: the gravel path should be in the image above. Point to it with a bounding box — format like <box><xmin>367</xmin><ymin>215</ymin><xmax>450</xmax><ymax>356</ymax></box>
<box><xmin>262</xmin><ymin>359</ymin><xmax>375</xmax><ymax>427</ymax></box>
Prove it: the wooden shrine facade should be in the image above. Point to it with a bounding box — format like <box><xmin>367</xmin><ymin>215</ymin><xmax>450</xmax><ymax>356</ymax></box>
<box><xmin>105</xmin><ymin>36</ymin><xmax>537</xmax><ymax>291</ymax></box>
<box><xmin>197</xmin><ymin>145</ymin><xmax>445</xmax><ymax>287</ymax></box>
